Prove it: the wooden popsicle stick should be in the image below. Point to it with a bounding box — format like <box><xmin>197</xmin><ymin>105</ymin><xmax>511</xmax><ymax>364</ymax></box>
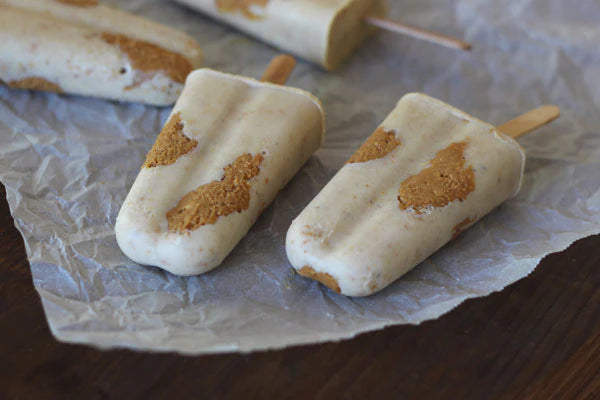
<box><xmin>260</xmin><ymin>54</ymin><xmax>297</xmax><ymax>85</ymax></box>
<box><xmin>364</xmin><ymin>16</ymin><xmax>472</xmax><ymax>51</ymax></box>
<box><xmin>497</xmin><ymin>105</ymin><xmax>560</xmax><ymax>139</ymax></box>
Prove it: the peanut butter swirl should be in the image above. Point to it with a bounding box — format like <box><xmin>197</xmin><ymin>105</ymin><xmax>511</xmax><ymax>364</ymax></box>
<box><xmin>5</xmin><ymin>77</ymin><xmax>62</xmax><ymax>93</ymax></box>
<box><xmin>298</xmin><ymin>266</ymin><xmax>341</xmax><ymax>294</ymax></box>
<box><xmin>215</xmin><ymin>0</ymin><xmax>269</xmax><ymax>19</ymax></box>
<box><xmin>347</xmin><ymin>127</ymin><xmax>401</xmax><ymax>164</ymax></box>
<box><xmin>398</xmin><ymin>141</ymin><xmax>475</xmax><ymax>213</ymax></box>
<box><xmin>143</xmin><ymin>113</ymin><xmax>198</xmax><ymax>168</ymax></box>
<box><xmin>452</xmin><ymin>217</ymin><xmax>475</xmax><ymax>239</ymax></box>
<box><xmin>101</xmin><ymin>33</ymin><xmax>192</xmax><ymax>84</ymax></box>
<box><xmin>167</xmin><ymin>153</ymin><xmax>264</xmax><ymax>232</ymax></box>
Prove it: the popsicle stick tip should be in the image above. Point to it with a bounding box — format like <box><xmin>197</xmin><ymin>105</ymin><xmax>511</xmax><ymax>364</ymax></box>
<box><xmin>364</xmin><ymin>16</ymin><xmax>472</xmax><ymax>52</ymax></box>
<box><xmin>260</xmin><ymin>54</ymin><xmax>297</xmax><ymax>85</ymax></box>
<box><xmin>542</xmin><ymin>104</ymin><xmax>561</xmax><ymax>117</ymax></box>
<box><xmin>497</xmin><ymin>105</ymin><xmax>561</xmax><ymax>139</ymax></box>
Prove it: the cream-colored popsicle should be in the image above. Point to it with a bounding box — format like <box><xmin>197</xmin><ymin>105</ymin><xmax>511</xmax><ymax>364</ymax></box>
<box><xmin>0</xmin><ymin>0</ymin><xmax>202</xmax><ymax>105</ymax></box>
<box><xmin>116</xmin><ymin>62</ymin><xmax>324</xmax><ymax>275</ymax></box>
<box><xmin>174</xmin><ymin>0</ymin><xmax>386</xmax><ymax>71</ymax></box>
<box><xmin>286</xmin><ymin>93</ymin><xmax>557</xmax><ymax>297</ymax></box>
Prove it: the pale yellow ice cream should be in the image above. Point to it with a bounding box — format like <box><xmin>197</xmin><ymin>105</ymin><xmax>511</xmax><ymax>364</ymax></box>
<box><xmin>116</xmin><ymin>69</ymin><xmax>325</xmax><ymax>275</ymax></box>
<box><xmin>286</xmin><ymin>93</ymin><xmax>526</xmax><ymax>296</ymax></box>
<box><xmin>174</xmin><ymin>0</ymin><xmax>385</xmax><ymax>70</ymax></box>
<box><xmin>0</xmin><ymin>0</ymin><xmax>202</xmax><ymax>105</ymax></box>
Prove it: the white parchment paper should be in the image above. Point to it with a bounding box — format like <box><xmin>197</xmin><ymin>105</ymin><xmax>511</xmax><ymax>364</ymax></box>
<box><xmin>0</xmin><ymin>0</ymin><xmax>599</xmax><ymax>354</ymax></box>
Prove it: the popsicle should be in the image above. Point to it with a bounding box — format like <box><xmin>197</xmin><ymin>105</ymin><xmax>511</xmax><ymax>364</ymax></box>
<box><xmin>116</xmin><ymin>56</ymin><xmax>325</xmax><ymax>275</ymax></box>
<box><xmin>0</xmin><ymin>0</ymin><xmax>202</xmax><ymax>105</ymax></box>
<box><xmin>172</xmin><ymin>0</ymin><xmax>470</xmax><ymax>71</ymax></box>
<box><xmin>286</xmin><ymin>93</ymin><xmax>559</xmax><ymax>296</ymax></box>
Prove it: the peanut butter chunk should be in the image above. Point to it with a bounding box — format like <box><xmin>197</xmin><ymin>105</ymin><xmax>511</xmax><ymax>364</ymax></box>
<box><xmin>167</xmin><ymin>153</ymin><xmax>264</xmax><ymax>231</ymax></box>
<box><xmin>144</xmin><ymin>113</ymin><xmax>198</xmax><ymax>168</ymax></box>
<box><xmin>452</xmin><ymin>217</ymin><xmax>474</xmax><ymax>239</ymax></box>
<box><xmin>101</xmin><ymin>33</ymin><xmax>192</xmax><ymax>83</ymax></box>
<box><xmin>6</xmin><ymin>77</ymin><xmax>62</xmax><ymax>93</ymax></box>
<box><xmin>347</xmin><ymin>127</ymin><xmax>401</xmax><ymax>164</ymax></box>
<box><xmin>215</xmin><ymin>0</ymin><xmax>269</xmax><ymax>19</ymax></box>
<box><xmin>298</xmin><ymin>266</ymin><xmax>341</xmax><ymax>294</ymax></box>
<box><xmin>56</xmin><ymin>0</ymin><xmax>99</xmax><ymax>6</ymax></box>
<box><xmin>398</xmin><ymin>141</ymin><xmax>475</xmax><ymax>213</ymax></box>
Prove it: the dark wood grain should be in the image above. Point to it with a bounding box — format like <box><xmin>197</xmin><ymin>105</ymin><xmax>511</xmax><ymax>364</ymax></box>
<box><xmin>0</xmin><ymin>182</ymin><xmax>598</xmax><ymax>400</ymax></box>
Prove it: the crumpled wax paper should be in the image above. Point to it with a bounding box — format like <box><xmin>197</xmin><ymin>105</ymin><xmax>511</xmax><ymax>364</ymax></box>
<box><xmin>0</xmin><ymin>0</ymin><xmax>599</xmax><ymax>354</ymax></box>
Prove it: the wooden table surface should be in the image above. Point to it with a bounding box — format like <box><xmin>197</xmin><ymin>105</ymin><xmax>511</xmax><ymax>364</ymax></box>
<box><xmin>1</xmin><ymin>182</ymin><xmax>598</xmax><ymax>400</ymax></box>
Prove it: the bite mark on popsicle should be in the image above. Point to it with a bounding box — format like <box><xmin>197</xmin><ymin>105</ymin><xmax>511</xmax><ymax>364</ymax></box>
<box><xmin>398</xmin><ymin>141</ymin><xmax>475</xmax><ymax>213</ymax></box>
<box><xmin>4</xmin><ymin>77</ymin><xmax>63</xmax><ymax>93</ymax></box>
<box><xmin>215</xmin><ymin>0</ymin><xmax>269</xmax><ymax>19</ymax></box>
<box><xmin>167</xmin><ymin>153</ymin><xmax>264</xmax><ymax>232</ymax></box>
<box><xmin>347</xmin><ymin>127</ymin><xmax>400</xmax><ymax>164</ymax></box>
<box><xmin>101</xmin><ymin>33</ymin><xmax>192</xmax><ymax>84</ymax></box>
<box><xmin>143</xmin><ymin>112</ymin><xmax>198</xmax><ymax>168</ymax></box>
<box><xmin>56</xmin><ymin>0</ymin><xmax>99</xmax><ymax>6</ymax></box>
<box><xmin>298</xmin><ymin>266</ymin><xmax>341</xmax><ymax>294</ymax></box>
<box><xmin>452</xmin><ymin>217</ymin><xmax>475</xmax><ymax>240</ymax></box>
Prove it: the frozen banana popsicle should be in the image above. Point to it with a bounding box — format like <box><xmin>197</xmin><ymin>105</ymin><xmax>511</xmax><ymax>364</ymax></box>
<box><xmin>173</xmin><ymin>0</ymin><xmax>470</xmax><ymax>71</ymax></box>
<box><xmin>286</xmin><ymin>93</ymin><xmax>559</xmax><ymax>296</ymax></box>
<box><xmin>116</xmin><ymin>56</ymin><xmax>325</xmax><ymax>275</ymax></box>
<box><xmin>0</xmin><ymin>0</ymin><xmax>202</xmax><ymax>105</ymax></box>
